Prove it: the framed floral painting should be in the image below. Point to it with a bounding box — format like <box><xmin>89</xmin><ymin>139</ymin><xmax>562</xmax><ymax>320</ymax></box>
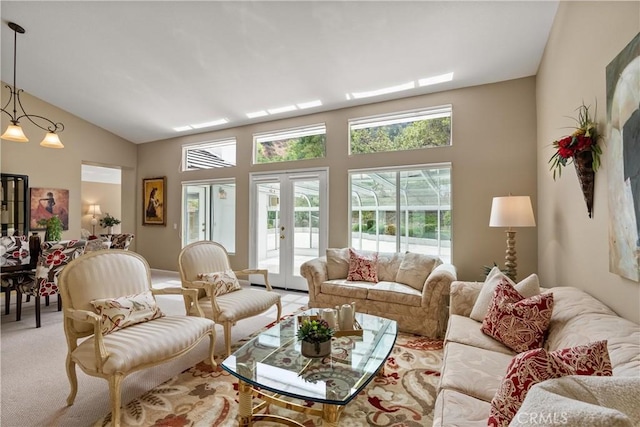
<box><xmin>606</xmin><ymin>32</ymin><xmax>639</xmax><ymax>282</ymax></box>
<box><xmin>142</xmin><ymin>177</ymin><xmax>166</xmax><ymax>226</ymax></box>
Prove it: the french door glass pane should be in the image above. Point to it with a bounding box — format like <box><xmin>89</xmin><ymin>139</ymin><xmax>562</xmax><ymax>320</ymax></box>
<box><xmin>256</xmin><ymin>182</ymin><xmax>281</xmax><ymax>274</ymax></box>
<box><xmin>293</xmin><ymin>180</ymin><xmax>320</xmax><ymax>277</ymax></box>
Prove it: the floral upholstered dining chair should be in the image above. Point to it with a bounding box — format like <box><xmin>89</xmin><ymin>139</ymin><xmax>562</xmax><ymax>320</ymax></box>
<box><xmin>0</xmin><ymin>235</ymin><xmax>32</xmax><ymax>315</ymax></box>
<box><xmin>16</xmin><ymin>239</ymin><xmax>86</xmax><ymax>327</ymax></box>
<box><xmin>103</xmin><ymin>233</ymin><xmax>134</xmax><ymax>250</ymax></box>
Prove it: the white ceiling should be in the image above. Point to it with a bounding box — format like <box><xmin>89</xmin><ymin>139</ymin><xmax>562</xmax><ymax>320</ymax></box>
<box><xmin>1</xmin><ymin>1</ymin><xmax>558</xmax><ymax>144</ymax></box>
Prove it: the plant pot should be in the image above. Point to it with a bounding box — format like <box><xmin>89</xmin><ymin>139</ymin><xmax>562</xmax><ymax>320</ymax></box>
<box><xmin>301</xmin><ymin>339</ymin><xmax>332</xmax><ymax>358</ymax></box>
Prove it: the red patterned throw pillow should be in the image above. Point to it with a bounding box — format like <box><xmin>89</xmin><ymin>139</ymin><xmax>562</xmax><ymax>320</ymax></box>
<box><xmin>347</xmin><ymin>249</ymin><xmax>379</xmax><ymax>283</ymax></box>
<box><xmin>488</xmin><ymin>340</ymin><xmax>612</xmax><ymax>427</ymax></box>
<box><xmin>481</xmin><ymin>280</ymin><xmax>554</xmax><ymax>353</ymax></box>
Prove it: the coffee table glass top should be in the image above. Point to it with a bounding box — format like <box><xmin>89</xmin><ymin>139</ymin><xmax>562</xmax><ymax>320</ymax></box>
<box><xmin>221</xmin><ymin>310</ymin><xmax>397</xmax><ymax>405</ymax></box>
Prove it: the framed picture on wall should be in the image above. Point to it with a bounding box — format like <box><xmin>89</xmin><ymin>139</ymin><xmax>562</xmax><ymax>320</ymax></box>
<box><xmin>142</xmin><ymin>177</ymin><xmax>166</xmax><ymax>226</ymax></box>
<box><xmin>29</xmin><ymin>187</ymin><xmax>70</xmax><ymax>230</ymax></box>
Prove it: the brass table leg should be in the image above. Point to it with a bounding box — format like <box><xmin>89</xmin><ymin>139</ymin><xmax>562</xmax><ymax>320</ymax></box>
<box><xmin>238</xmin><ymin>380</ymin><xmax>253</xmax><ymax>427</ymax></box>
<box><xmin>322</xmin><ymin>404</ymin><xmax>340</xmax><ymax>427</ymax></box>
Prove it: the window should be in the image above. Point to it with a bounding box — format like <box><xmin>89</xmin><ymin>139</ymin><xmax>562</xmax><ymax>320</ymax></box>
<box><xmin>350</xmin><ymin>165</ymin><xmax>451</xmax><ymax>263</ymax></box>
<box><xmin>349</xmin><ymin>106</ymin><xmax>451</xmax><ymax>155</ymax></box>
<box><xmin>254</xmin><ymin>124</ymin><xmax>326</xmax><ymax>164</ymax></box>
<box><xmin>182</xmin><ymin>138</ymin><xmax>236</xmax><ymax>171</ymax></box>
<box><xmin>182</xmin><ymin>180</ymin><xmax>235</xmax><ymax>252</ymax></box>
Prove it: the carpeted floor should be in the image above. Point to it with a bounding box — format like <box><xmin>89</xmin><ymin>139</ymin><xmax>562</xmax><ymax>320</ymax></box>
<box><xmin>93</xmin><ymin>326</ymin><xmax>443</xmax><ymax>427</ymax></box>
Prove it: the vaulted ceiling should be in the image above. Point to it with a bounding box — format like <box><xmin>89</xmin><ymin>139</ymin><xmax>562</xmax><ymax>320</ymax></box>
<box><xmin>1</xmin><ymin>1</ymin><xmax>558</xmax><ymax>144</ymax></box>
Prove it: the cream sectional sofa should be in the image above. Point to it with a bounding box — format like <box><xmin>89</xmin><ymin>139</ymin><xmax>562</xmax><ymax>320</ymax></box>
<box><xmin>433</xmin><ymin>280</ymin><xmax>640</xmax><ymax>426</ymax></box>
<box><xmin>300</xmin><ymin>248</ymin><xmax>457</xmax><ymax>338</ymax></box>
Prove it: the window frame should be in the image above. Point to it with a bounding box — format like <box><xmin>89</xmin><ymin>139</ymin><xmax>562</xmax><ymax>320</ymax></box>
<box><xmin>348</xmin><ymin>105</ymin><xmax>452</xmax><ymax>155</ymax></box>
<box><xmin>181</xmin><ymin>138</ymin><xmax>237</xmax><ymax>171</ymax></box>
<box><xmin>253</xmin><ymin>123</ymin><xmax>327</xmax><ymax>165</ymax></box>
<box><xmin>348</xmin><ymin>163</ymin><xmax>452</xmax><ymax>262</ymax></box>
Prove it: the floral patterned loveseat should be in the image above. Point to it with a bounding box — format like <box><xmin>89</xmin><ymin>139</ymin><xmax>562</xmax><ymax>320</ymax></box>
<box><xmin>300</xmin><ymin>248</ymin><xmax>457</xmax><ymax>338</ymax></box>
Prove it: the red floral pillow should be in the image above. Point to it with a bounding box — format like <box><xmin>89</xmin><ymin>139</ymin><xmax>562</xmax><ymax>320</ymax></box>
<box><xmin>488</xmin><ymin>340</ymin><xmax>612</xmax><ymax>427</ymax></box>
<box><xmin>481</xmin><ymin>280</ymin><xmax>554</xmax><ymax>353</ymax></box>
<box><xmin>346</xmin><ymin>249</ymin><xmax>379</xmax><ymax>283</ymax></box>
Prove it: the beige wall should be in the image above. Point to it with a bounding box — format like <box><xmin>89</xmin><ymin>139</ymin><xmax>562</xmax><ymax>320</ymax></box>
<box><xmin>80</xmin><ymin>181</ymin><xmax>122</xmax><ymax>235</ymax></box>
<box><xmin>537</xmin><ymin>1</ymin><xmax>640</xmax><ymax>322</ymax></box>
<box><xmin>0</xmin><ymin>88</ymin><xmax>137</xmax><ymax>245</ymax></box>
<box><xmin>137</xmin><ymin>77</ymin><xmax>538</xmax><ymax>280</ymax></box>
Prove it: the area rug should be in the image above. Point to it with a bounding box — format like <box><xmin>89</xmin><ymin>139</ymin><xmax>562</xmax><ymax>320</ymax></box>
<box><xmin>94</xmin><ymin>320</ymin><xmax>443</xmax><ymax>427</ymax></box>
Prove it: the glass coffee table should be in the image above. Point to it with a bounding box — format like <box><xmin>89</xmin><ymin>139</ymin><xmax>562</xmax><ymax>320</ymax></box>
<box><xmin>221</xmin><ymin>309</ymin><xmax>397</xmax><ymax>426</ymax></box>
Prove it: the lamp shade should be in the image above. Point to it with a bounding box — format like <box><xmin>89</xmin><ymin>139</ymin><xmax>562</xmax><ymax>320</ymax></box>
<box><xmin>40</xmin><ymin>132</ymin><xmax>64</xmax><ymax>149</ymax></box>
<box><xmin>1</xmin><ymin>124</ymin><xmax>29</xmax><ymax>142</ymax></box>
<box><xmin>489</xmin><ymin>196</ymin><xmax>536</xmax><ymax>228</ymax></box>
<box><xmin>89</xmin><ymin>204</ymin><xmax>102</xmax><ymax>216</ymax></box>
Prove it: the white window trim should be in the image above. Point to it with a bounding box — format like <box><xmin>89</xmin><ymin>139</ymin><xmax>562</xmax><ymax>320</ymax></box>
<box><xmin>181</xmin><ymin>137</ymin><xmax>237</xmax><ymax>171</ymax></box>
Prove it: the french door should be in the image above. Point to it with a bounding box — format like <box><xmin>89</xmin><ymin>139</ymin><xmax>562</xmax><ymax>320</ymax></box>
<box><xmin>250</xmin><ymin>169</ymin><xmax>328</xmax><ymax>291</ymax></box>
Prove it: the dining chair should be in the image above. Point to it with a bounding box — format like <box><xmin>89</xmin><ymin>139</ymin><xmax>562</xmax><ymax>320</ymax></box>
<box><xmin>58</xmin><ymin>250</ymin><xmax>216</xmax><ymax>427</ymax></box>
<box><xmin>1</xmin><ymin>235</ymin><xmax>31</xmax><ymax>315</ymax></box>
<box><xmin>178</xmin><ymin>240</ymin><xmax>282</xmax><ymax>357</ymax></box>
<box><xmin>17</xmin><ymin>239</ymin><xmax>86</xmax><ymax>327</ymax></box>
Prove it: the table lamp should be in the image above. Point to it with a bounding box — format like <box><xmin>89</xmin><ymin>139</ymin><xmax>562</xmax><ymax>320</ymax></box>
<box><xmin>489</xmin><ymin>195</ymin><xmax>535</xmax><ymax>281</ymax></box>
<box><xmin>89</xmin><ymin>204</ymin><xmax>102</xmax><ymax>235</ymax></box>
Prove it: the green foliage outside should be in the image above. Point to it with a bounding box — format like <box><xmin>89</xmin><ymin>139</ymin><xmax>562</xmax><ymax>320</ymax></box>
<box><xmin>351</xmin><ymin>210</ymin><xmax>451</xmax><ymax>240</ymax></box>
<box><xmin>351</xmin><ymin>117</ymin><xmax>450</xmax><ymax>154</ymax></box>
<box><xmin>256</xmin><ymin>135</ymin><xmax>326</xmax><ymax>164</ymax></box>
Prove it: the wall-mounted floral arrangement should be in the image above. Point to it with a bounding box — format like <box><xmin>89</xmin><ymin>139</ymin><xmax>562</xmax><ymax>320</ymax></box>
<box><xmin>548</xmin><ymin>103</ymin><xmax>602</xmax><ymax>218</ymax></box>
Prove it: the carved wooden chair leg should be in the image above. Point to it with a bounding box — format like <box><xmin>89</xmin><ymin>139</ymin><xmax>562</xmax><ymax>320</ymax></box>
<box><xmin>65</xmin><ymin>354</ymin><xmax>78</xmax><ymax>406</ymax></box>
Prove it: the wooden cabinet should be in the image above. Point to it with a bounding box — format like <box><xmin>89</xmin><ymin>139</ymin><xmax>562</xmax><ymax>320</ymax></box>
<box><xmin>1</xmin><ymin>174</ymin><xmax>29</xmax><ymax>236</ymax></box>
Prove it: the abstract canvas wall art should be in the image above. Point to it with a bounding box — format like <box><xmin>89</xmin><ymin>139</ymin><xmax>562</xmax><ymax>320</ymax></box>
<box><xmin>606</xmin><ymin>32</ymin><xmax>640</xmax><ymax>282</ymax></box>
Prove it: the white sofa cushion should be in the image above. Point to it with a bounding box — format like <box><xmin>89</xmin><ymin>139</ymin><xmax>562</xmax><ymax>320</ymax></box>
<box><xmin>395</xmin><ymin>252</ymin><xmax>441</xmax><ymax>291</ymax></box>
<box><xmin>367</xmin><ymin>281</ymin><xmax>422</xmax><ymax>307</ymax></box>
<box><xmin>433</xmin><ymin>389</ymin><xmax>491</xmax><ymax>427</ymax></box>
<box><xmin>445</xmin><ymin>314</ymin><xmax>514</xmax><ymax>355</ymax></box>
<box><xmin>470</xmin><ymin>267</ymin><xmax>540</xmax><ymax>322</ymax></box>
<box><xmin>326</xmin><ymin>248</ymin><xmax>350</xmax><ymax>280</ymax></box>
<box><xmin>320</xmin><ymin>279</ymin><xmax>372</xmax><ymax>299</ymax></box>
<box><xmin>439</xmin><ymin>341</ymin><xmax>515</xmax><ymax>402</ymax></box>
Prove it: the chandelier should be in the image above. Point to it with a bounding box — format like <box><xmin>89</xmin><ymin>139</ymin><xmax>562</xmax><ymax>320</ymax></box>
<box><xmin>1</xmin><ymin>22</ymin><xmax>65</xmax><ymax>148</ymax></box>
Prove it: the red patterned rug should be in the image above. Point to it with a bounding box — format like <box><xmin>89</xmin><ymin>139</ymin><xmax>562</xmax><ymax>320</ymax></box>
<box><xmin>94</xmin><ymin>327</ymin><xmax>442</xmax><ymax>426</ymax></box>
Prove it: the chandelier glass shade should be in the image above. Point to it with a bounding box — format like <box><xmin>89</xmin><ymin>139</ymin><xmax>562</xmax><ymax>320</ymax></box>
<box><xmin>1</xmin><ymin>22</ymin><xmax>65</xmax><ymax>148</ymax></box>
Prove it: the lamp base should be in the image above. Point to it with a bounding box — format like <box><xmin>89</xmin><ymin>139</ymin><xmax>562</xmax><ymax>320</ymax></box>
<box><xmin>504</xmin><ymin>230</ymin><xmax>517</xmax><ymax>281</ymax></box>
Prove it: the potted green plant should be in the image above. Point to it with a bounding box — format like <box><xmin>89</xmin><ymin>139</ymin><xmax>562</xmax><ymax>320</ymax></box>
<box><xmin>297</xmin><ymin>318</ymin><xmax>334</xmax><ymax>357</ymax></box>
<box><xmin>99</xmin><ymin>213</ymin><xmax>121</xmax><ymax>234</ymax></box>
<box><xmin>37</xmin><ymin>216</ymin><xmax>63</xmax><ymax>242</ymax></box>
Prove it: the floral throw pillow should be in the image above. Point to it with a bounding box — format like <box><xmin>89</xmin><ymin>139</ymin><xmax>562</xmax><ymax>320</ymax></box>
<box><xmin>488</xmin><ymin>340</ymin><xmax>612</xmax><ymax>427</ymax></box>
<box><xmin>197</xmin><ymin>270</ymin><xmax>242</xmax><ymax>296</ymax></box>
<box><xmin>481</xmin><ymin>280</ymin><xmax>554</xmax><ymax>353</ymax></box>
<box><xmin>347</xmin><ymin>249</ymin><xmax>379</xmax><ymax>283</ymax></box>
<box><xmin>91</xmin><ymin>290</ymin><xmax>164</xmax><ymax>335</ymax></box>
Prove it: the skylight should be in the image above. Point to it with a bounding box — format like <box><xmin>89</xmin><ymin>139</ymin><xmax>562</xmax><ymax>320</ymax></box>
<box><xmin>173</xmin><ymin>118</ymin><xmax>229</xmax><ymax>132</ymax></box>
<box><xmin>346</xmin><ymin>72</ymin><xmax>454</xmax><ymax>100</ymax></box>
<box><xmin>246</xmin><ymin>100</ymin><xmax>323</xmax><ymax>119</ymax></box>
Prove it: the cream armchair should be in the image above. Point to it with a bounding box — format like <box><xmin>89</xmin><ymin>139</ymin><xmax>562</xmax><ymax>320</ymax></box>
<box><xmin>178</xmin><ymin>240</ymin><xmax>282</xmax><ymax>357</ymax></box>
<box><xmin>58</xmin><ymin>250</ymin><xmax>216</xmax><ymax>427</ymax></box>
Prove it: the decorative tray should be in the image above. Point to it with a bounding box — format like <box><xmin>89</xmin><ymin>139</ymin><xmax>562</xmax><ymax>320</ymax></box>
<box><xmin>297</xmin><ymin>315</ymin><xmax>363</xmax><ymax>337</ymax></box>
